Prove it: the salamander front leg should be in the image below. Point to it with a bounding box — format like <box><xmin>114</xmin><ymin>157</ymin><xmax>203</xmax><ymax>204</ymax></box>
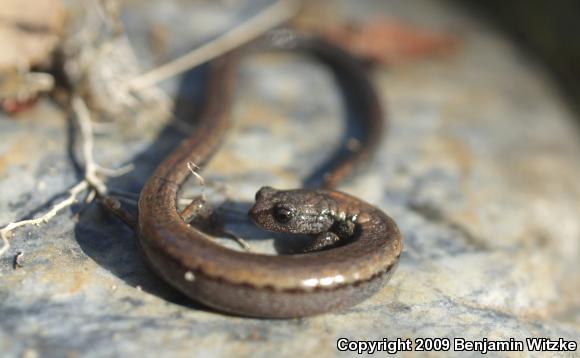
<box><xmin>303</xmin><ymin>232</ymin><xmax>341</xmax><ymax>252</ymax></box>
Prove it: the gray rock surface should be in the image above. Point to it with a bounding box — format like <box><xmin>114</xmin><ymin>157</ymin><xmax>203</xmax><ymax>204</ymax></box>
<box><xmin>1</xmin><ymin>0</ymin><xmax>579</xmax><ymax>357</ymax></box>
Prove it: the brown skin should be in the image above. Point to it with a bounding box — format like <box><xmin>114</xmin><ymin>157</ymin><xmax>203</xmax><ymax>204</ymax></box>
<box><xmin>137</xmin><ymin>31</ymin><xmax>402</xmax><ymax>318</ymax></box>
<box><xmin>251</xmin><ymin>186</ymin><xmax>357</xmax><ymax>251</ymax></box>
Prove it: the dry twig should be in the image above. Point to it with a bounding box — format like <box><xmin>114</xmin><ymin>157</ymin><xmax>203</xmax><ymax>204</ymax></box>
<box><xmin>187</xmin><ymin>161</ymin><xmax>208</xmax><ymax>202</ymax></box>
<box><xmin>0</xmin><ymin>181</ymin><xmax>89</xmax><ymax>258</ymax></box>
<box><xmin>72</xmin><ymin>95</ymin><xmax>108</xmax><ymax>195</ymax></box>
<box><xmin>0</xmin><ymin>0</ymin><xmax>292</xmax><ymax>260</ymax></box>
<box><xmin>129</xmin><ymin>0</ymin><xmax>298</xmax><ymax>90</ymax></box>
<box><xmin>0</xmin><ymin>96</ymin><xmax>128</xmax><ymax>259</ymax></box>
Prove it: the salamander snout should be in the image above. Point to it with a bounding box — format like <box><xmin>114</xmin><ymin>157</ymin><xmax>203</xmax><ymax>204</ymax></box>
<box><xmin>249</xmin><ymin>186</ymin><xmax>278</xmax><ymax>226</ymax></box>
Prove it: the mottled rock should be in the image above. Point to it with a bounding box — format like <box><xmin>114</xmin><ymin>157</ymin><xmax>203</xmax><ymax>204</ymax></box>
<box><xmin>0</xmin><ymin>0</ymin><xmax>578</xmax><ymax>357</ymax></box>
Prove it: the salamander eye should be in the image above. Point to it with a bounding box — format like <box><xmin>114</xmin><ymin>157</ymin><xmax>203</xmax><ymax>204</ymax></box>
<box><xmin>273</xmin><ymin>206</ymin><xmax>294</xmax><ymax>224</ymax></box>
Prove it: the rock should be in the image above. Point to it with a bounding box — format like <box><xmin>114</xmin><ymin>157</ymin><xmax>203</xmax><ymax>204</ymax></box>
<box><xmin>0</xmin><ymin>0</ymin><xmax>578</xmax><ymax>356</ymax></box>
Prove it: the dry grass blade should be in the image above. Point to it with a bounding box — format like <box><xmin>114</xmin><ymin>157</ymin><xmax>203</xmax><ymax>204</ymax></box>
<box><xmin>0</xmin><ymin>181</ymin><xmax>89</xmax><ymax>258</ymax></box>
<box><xmin>129</xmin><ymin>0</ymin><xmax>299</xmax><ymax>90</ymax></box>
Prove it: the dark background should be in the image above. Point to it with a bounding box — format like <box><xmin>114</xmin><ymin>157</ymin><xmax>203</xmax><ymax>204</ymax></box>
<box><xmin>462</xmin><ymin>0</ymin><xmax>580</xmax><ymax>121</ymax></box>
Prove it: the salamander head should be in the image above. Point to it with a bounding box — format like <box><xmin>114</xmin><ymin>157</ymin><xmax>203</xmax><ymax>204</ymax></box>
<box><xmin>249</xmin><ymin>186</ymin><xmax>334</xmax><ymax>235</ymax></box>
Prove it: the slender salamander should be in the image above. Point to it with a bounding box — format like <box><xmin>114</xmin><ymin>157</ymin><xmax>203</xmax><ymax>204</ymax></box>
<box><xmin>137</xmin><ymin>30</ymin><xmax>403</xmax><ymax>318</ymax></box>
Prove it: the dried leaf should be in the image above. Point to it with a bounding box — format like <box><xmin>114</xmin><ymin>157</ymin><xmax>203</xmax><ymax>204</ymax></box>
<box><xmin>320</xmin><ymin>17</ymin><xmax>461</xmax><ymax>65</ymax></box>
